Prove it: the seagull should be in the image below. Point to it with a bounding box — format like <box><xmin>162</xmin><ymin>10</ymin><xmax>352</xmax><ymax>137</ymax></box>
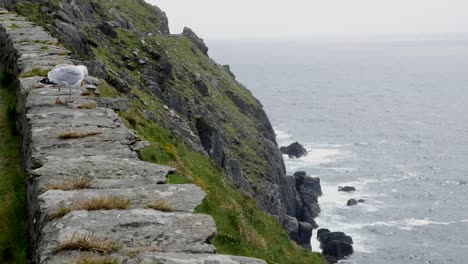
<box><xmin>40</xmin><ymin>64</ymin><xmax>89</xmax><ymax>104</ymax></box>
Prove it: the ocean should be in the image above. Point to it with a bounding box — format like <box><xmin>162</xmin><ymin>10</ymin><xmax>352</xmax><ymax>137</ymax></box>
<box><xmin>209</xmin><ymin>37</ymin><xmax>468</xmax><ymax>264</ymax></box>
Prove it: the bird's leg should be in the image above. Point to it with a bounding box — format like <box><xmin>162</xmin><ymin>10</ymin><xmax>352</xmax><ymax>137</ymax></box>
<box><xmin>55</xmin><ymin>87</ymin><xmax>62</xmax><ymax>104</ymax></box>
<box><xmin>69</xmin><ymin>88</ymin><xmax>72</xmax><ymax>102</ymax></box>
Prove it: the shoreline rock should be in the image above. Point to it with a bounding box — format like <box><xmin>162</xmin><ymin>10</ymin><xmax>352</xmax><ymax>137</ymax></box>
<box><xmin>317</xmin><ymin>228</ymin><xmax>354</xmax><ymax>263</ymax></box>
<box><xmin>280</xmin><ymin>141</ymin><xmax>308</xmax><ymax>158</ymax></box>
<box><xmin>338</xmin><ymin>186</ymin><xmax>356</xmax><ymax>192</ymax></box>
<box><xmin>281</xmin><ymin>171</ymin><xmax>322</xmax><ymax>249</ymax></box>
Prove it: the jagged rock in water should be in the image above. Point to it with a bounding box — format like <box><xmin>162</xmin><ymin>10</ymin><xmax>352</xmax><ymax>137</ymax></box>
<box><xmin>280</xmin><ymin>141</ymin><xmax>308</xmax><ymax>158</ymax></box>
<box><xmin>358</xmin><ymin>199</ymin><xmax>365</xmax><ymax>203</ymax></box>
<box><xmin>182</xmin><ymin>26</ymin><xmax>208</xmax><ymax>55</ymax></box>
<box><xmin>281</xmin><ymin>171</ymin><xmax>322</xmax><ymax>248</ymax></box>
<box><xmin>317</xmin><ymin>229</ymin><xmax>354</xmax><ymax>263</ymax></box>
<box><xmin>347</xmin><ymin>199</ymin><xmax>358</xmax><ymax>206</ymax></box>
<box><xmin>338</xmin><ymin>186</ymin><xmax>356</xmax><ymax>192</ymax></box>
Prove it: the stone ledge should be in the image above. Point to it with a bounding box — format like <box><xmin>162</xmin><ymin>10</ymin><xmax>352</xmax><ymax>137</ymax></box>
<box><xmin>39</xmin><ymin>184</ymin><xmax>206</xmax><ymax>215</ymax></box>
<box><xmin>38</xmin><ymin>210</ymin><xmax>217</xmax><ymax>262</ymax></box>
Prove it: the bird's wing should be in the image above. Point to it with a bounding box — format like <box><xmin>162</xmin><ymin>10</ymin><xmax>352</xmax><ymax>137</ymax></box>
<box><xmin>47</xmin><ymin>65</ymin><xmax>84</xmax><ymax>86</ymax></box>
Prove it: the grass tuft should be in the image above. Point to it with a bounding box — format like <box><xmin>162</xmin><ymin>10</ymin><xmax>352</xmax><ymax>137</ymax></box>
<box><xmin>49</xmin><ymin>206</ymin><xmax>71</xmax><ymax>220</ymax></box>
<box><xmin>56</xmin><ymin>233</ymin><xmax>121</xmax><ymax>254</ymax></box>
<box><xmin>75</xmin><ymin>196</ymin><xmax>131</xmax><ymax>211</ymax></box>
<box><xmin>81</xmin><ymin>89</ymin><xmax>96</xmax><ymax>97</ymax></box>
<box><xmin>146</xmin><ymin>200</ymin><xmax>174</xmax><ymax>212</ymax></box>
<box><xmin>77</xmin><ymin>102</ymin><xmax>97</xmax><ymax>109</ymax></box>
<box><xmin>46</xmin><ymin>177</ymin><xmax>93</xmax><ymax>191</ymax></box>
<box><xmin>57</xmin><ymin>130</ymin><xmax>102</xmax><ymax>139</ymax></box>
<box><xmin>49</xmin><ymin>196</ymin><xmax>131</xmax><ymax>219</ymax></box>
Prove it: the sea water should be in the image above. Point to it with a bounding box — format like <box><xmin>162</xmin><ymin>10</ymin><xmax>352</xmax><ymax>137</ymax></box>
<box><xmin>209</xmin><ymin>36</ymin><xmax>468</xmax><ymax>263</ymax></box>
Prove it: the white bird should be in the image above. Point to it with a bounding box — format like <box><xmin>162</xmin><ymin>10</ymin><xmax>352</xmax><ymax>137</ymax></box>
<box><xmin>41</xmin><ymin>64</ymin><xmax>89</xmax><ymax>104</ymax></box>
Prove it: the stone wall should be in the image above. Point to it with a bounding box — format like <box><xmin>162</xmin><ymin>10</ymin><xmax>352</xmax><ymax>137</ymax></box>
<box><xmin>0</xmin><ymin>9</ymin><xmax>266</xmax><ymax>264</ymax></box>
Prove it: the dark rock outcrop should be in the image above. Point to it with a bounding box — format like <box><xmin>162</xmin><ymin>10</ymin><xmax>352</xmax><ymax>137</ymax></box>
<box><xmin>338</xmin><ymin>186</ymin><xmax>356</xmax><ymax>192</ymax></box>
<box><xmin>281</xmin><ymin>171</ymin><xmax>322</xmax><ymax>248</ymax></box>
<box><xmin>0</xmin><ymin>0</ymin><xmax>18</xmax><ymax>9</ymax></box>
<box><xmin>280</xmin><ymin>142</ymin><xmax>308</xmax><ymax>158</ymax></box>
<box><xmin>182</xmin><ymin>27</ymin><xmax>208</xmax><ymax>55</ymax></box>
<box><xmin>97</xmin><ymin>21</ymin><xmax>118</xmax><ymax>38</ymax></box>
<box><xmin>346</xmin><ymin>199</ymin><xmax>358</xmax><ymax>206</ymax></box>
<box><xmin>317</xmin><ymin>229</ymin><xmax>354</xmax><ymax>263</ymax></box>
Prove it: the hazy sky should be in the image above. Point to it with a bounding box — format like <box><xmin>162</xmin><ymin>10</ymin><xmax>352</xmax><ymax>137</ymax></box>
<box><xmin>146</xmin><ymin>0</ymin><xmax>468</xmax><ymax>40</ymax></box>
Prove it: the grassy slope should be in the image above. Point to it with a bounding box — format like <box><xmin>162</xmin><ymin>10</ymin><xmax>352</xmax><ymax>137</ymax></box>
<box><xmin>0</xmin><ymin>72</ymin><xmax>27</xmax><ymax>264</ymax></box>
<box><xmin>12</xmin><ymin>1</ymin><xmax>325</xmax><ymax>263</ymax></box>
<box><xmin>119</xmin><ymin>109</ymin><xmax>324</xmax><ymax>264</ymax></box>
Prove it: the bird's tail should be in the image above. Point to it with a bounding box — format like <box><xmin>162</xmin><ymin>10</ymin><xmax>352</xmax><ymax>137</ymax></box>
<box><xmin>39</xmin><ymin>78</ymin><xmax>56</xmax><ymax>85</ymax></box>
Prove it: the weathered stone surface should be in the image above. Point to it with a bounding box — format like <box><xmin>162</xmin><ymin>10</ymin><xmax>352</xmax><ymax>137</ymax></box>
<box><xmin>45</xmin><ymin>251</ymin><xmax>268</xmax><ymax>264</ymax></box>
<box><xmin>38</xmin><ymin>210</ymin><xmax>217</xmax><ymax>262</ymax></box>
<box><xmin>31</xmin><ymin>156</ymin><xmax>172</xmax><ymax>184</ymax></box>
<box><xmin>39</xmin><ymin>184</ymin><xmax>206</xmax><ymax>215</ymax></box>
<box><xmin>137</xmin><ymin>252</ymin><xmax>268</xmax><ymax>264</ymax></box>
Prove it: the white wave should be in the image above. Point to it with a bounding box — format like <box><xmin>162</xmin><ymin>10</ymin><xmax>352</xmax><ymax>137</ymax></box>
<box><xmin>327</xmin><ymin>218</ymin><xmax>468</xmax><ymax>231</ymax></box>
<box><xmin>273</xmin><ymin>127</ymin><xmax>294</xmax><ymax>144</ymax></box>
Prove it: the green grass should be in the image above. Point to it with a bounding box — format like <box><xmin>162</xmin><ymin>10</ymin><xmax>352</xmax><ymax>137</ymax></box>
<box><xmin>0</xmin><ymin>71</ymin><xmax>28</xmax><ymax>264</ymax></box>
<box><xmin>97</xmin><ymin>81</ymin><xmax>121</xmax><ymax>98</ymax></box>
<box><xmin>9</xmin><ymin>24</ymin><xmax>21</xmax><ymax>29</ymax></box>
<box><xmin>127</xmin><ymin>109</ymin><xmax>325</xmax><ymax>264</ymax></box>
<box><xmin>19</xmin><ymin>68</ymin><xmax>48</xmax><ymax>78</ymax></box>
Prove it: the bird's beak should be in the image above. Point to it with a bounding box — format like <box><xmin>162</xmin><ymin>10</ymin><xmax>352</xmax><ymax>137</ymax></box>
<box><xmin>81</xmin><ymin>80</ymin><xmax>85</xmax><ymax>87</ymax></box>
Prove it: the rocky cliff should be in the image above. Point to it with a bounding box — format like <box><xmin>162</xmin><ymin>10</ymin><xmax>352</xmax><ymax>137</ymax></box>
<box><xmin>0</xmin><ymin>8</ymin><xmax>270</xmax><ymax>264</ymax></box>
<box><xmin>0</xmin><ymin>0</ymin><xmax>323</xmax><ymax>258</ymax></box>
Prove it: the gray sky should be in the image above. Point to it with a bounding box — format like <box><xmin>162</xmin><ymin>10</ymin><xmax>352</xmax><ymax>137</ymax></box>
<box><xmin>146</xmin><ymin>0</ymin><xmax>468</xmax><ymax>40</ymax></box>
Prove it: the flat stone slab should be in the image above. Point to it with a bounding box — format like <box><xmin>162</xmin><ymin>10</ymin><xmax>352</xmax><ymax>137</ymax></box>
<box><xmin>38</xmin><ymin>210</ymin><xmax>217</xmax><ymax>262</ymax></box>
<box><xmin>30</xmin><ymin>125</ymin><xmax>138</xmax><ymax>152</ymax></box>
<box><xmin>27</xmin><ymin>107</ymin><xmax>124</xmax><ymax>128</ymax></box>
<box><xmin>42</xmin><ymin>252</ymin><xmax>268</xmax><ymax>264</ymax></box>
<box><xmin>39</xmin><ymin>184</ymin><xmax>206</xmax><ymax>215</ymax></box>
<box><xmin>31</xmin><ymin>156</ymin><xmax>173</xmax><ymax>184</ymax></box>
<box><xmin>30</xmin><ymin>143</ymin><xmax>139</xmax><ymax>169</ymax></box>
<box><xmin>138</xmin><ymin>252</ymin><xmax>268</xmax><ymax>264</ymax></box>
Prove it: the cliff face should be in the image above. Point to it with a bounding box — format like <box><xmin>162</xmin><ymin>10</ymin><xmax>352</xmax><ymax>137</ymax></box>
<box><xmin>0</xmin><ymin>9</ymin><xmax>269</xmax><ymax>263</ymax></box>
<box><xmin>7</xmin><ymin>0</ymin><xmax>321</xmax><ymax>249</ymax></box>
